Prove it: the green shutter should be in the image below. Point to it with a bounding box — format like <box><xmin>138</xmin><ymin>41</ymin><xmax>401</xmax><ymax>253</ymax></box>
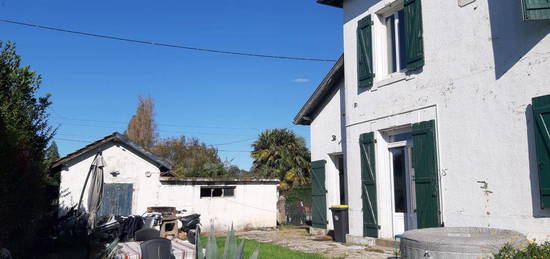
<box><xmin>360</xmin><ymin>132</ymin><xmax>378</xmax><ymax>238</ymax></box>
<box><xmin>404</xmin><ymin>0</ymin><xmax>425</xmax><ymax>71</ymax></box>
<box><xmin>357</xmin><ymin>15</ymin><xmax>375</xmax><ymax>89</ymax></box>
<box><xmin>523</xmin><ymin>0</ymin><xmax>550</xmax><ymax>20</ymax></box>
<box><xmin>533</xmin><ymin>94</ymin><xmax>550</xmax><ymax>208</ymax></box>
<box><xmin>311</xmin><ymin>160</ymin><xmax>327</xmax><ymax>229</ymax></box>
<box><xmin>411</xmin><ymin>120</ymin><xmax>441</xmax><ymax>228</ymax></box>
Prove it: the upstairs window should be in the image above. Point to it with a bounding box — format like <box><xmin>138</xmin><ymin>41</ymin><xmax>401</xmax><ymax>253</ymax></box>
<box><xmin>384</xmin><ymin>9</ymin><xmax>407</xmax><ymax>75</ymax></box>
<box><xmin>357</xmin><ymin>0</ymin><xmax>424</xmax><ymax>91</ymax></box>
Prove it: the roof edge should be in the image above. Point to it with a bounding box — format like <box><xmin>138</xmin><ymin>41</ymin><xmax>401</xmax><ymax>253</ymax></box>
<box><xmin>293</xmin><ymin>55</ymin><xmax>344</xmax><ymax>125</ymax></box>
<box><xmin>317</xmin><ymin>0</ymin><xmax>343</xmax><ymax>8</ymax></box>
<box><xmin>52</xmin><ymin>132</ymin><xmax>172</xmax><ymax>170</ymax></box>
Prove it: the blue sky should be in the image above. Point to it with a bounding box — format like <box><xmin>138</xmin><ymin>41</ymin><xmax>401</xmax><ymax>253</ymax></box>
<box><xmin>0</xmin><ymin>0</ymin><xmax>342</xmax><ymax>170</ymax></box>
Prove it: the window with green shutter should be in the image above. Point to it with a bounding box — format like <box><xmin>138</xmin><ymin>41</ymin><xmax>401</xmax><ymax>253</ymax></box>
<box><xmin>523</xmin><ymin>0</ymin><xmax>550</xmax><ymax>20</ymax></box>
<box><xmin>533</xmin><ymin>94</ymin><xmax>550</xmax><ymax>208</ymax></box>
<box><xmin>404</xmin><ymin>0</ymin><xmax>424</xmax><ymax>71</ymax></box>
<box><xmin>357</xmin><ymin>15</ymin><xmax>375</xmax><ymax>89</ymax></box>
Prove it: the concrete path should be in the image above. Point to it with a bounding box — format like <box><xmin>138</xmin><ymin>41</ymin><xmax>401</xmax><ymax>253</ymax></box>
<box><xmin>237</xmin><ymin>228</ymin><xmax>396</xmax><ymax>259</ymax></box>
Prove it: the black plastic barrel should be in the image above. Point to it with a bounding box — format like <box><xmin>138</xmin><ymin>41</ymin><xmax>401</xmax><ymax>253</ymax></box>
<box><xmin>330</xmin><ymin>206</ymin><xmax>349</xmax><ymax>243</ymax></box>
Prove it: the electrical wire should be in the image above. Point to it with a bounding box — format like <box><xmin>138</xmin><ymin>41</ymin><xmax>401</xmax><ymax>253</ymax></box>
<box><xmin>0</xmin><ymin>18</ymin><xmax>337</xmax><ymax>62</ymax></box>
<box><xmin>52</xmin><ymin>122</ymin><xmax>256</xmax><ymax>137</ymax></box>
<box><xmin>54</xmin><ymin>136</ymin><xmax>253</xmax><ymax>152</ymax></box>
<box><xmin>211</xmin><ymin>137</ymin><xmax>256</xmax><ymax>146</ymax></box>
<box><xmin>51</xmin><ymin>114</ymin><xmax>261</xmax><ymax>131</ymax></box>
<box><xmin>56</xmin><ymin>132</ymin><xmax>255</xmax><ymax>147</ymax></box>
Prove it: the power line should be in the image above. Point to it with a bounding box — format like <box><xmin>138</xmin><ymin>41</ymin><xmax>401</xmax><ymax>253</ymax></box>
<box><xmin>55</xmin><ymin>137</ymin><xmax>95</xmax><ymax>143</ymax></box>
<box><xmin>217</xmin><ymin>149</ymin><xmax>252</xmax><ymax>153</ymax></box>
<box><xmin>53</xmin><ymin>122</ymin><xmax>256</xmax><ymax>137</ymax></box>
<box><xmin>0</xmin><ymin>18</ymin><xmax>337</xmax><ymax>62</ymax></box>
<box><xmin>57</xmin><ymin>133</ymin><xmax>255</xmax><ymax>147</ymax></box>
<box><xmin>51</xmin><ymin>115</ymin><xmax>261</xmax><ymax>131</ymax></box>
<box><xmin>212</xmin><ymin>137</ymin><xmax>256</xmax><ymax>146</ymax></box>
<box><xmin>54</xmin><ymin>137</ymin><xmax>252</xmax><ymax>153</ymax></box>
<box><xmin>50</xmin><ymin>111</ymin><xmax>296</xmax><ymax>135</ymax></box>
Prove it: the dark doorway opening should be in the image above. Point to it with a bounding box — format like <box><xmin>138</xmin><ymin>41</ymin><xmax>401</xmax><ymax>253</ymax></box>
<box><xmin>337</xmin><ymin>155</ymin><xmax>347</xmax><ymax>205</ymax></box>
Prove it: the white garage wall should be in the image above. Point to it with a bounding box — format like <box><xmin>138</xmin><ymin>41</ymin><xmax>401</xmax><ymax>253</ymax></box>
<box><xmin>157</xmin><ymin>180</ymin><xmax>278</xmax><ymax>232</ymax></box>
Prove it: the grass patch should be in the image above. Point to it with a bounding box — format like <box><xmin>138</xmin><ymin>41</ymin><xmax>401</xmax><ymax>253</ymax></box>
<box><xmin>199</xmin><ymin>235</ymin><xmax>330</xmax><ymax>259</ymax></box>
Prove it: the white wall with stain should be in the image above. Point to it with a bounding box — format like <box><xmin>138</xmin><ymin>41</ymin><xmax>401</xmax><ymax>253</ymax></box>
<box><xmin>309</xmin><ymin>80</ymin><xmax>346</xmax><ymax>230</ymax></box>
<box><xmin>58</xmin><ymin>142</ymin><xmax>162</xmax><ymax>215</ymax></box>
<box><xmin>307</xmin><ymin>0</ymin><xmax>550</xmax><ymax>240</ymax></box>
<box><xmin>157</xmin><ymin>181</ymin><xmax>278</xmax><ymax>232</ymax></box>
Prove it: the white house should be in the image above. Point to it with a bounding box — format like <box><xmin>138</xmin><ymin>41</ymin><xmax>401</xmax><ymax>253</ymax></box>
<box><xmin>53</xmin><ymin>132</ymin><xmax>279</xmax><ymax>231</ymax></box>
<box><xmin>295</xmin><ymin>0</ymin><xmax>550</xmax><ymax>242</ymax></box>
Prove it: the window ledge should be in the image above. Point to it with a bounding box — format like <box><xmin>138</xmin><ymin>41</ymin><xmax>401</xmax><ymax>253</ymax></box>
<box><xmin>372</xmin><ymin>73</ymin><xmax>414</xmax><ymax>90</ymax></box>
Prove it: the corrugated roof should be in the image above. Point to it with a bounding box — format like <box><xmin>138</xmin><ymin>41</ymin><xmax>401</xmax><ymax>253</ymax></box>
<box><xmin>52</xmin><ymin>132</ymin><xmax>172</xmax><ymax>171</ymax></box>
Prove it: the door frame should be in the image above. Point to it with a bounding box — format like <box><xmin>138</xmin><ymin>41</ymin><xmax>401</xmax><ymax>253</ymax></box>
<box><xmin>387</xmin><ymin>140</ymin><xmax>417</xmax><ymax>236</ymax></box>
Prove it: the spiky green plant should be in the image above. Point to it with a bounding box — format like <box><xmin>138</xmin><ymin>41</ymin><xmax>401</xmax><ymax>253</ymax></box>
<box><xmin>196</xmin><ymin>224</ymin><xmax>259</xmax><ymax>259</ymax></box>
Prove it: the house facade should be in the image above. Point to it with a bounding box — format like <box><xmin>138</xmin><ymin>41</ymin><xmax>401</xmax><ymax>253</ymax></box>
<box><xmin>54</xmin><ymin>132</ymin><xmax>279</xmax><ymax>231</ymax></box>
<box><xmin>295</xmin><ymin>0</ymin><xmax>550</xmax><ymax>241</ymax></box>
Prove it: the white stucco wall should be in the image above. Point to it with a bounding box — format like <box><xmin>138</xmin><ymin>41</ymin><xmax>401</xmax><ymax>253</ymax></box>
<box><xmin>310</xmin><ymin>79</ymin><xmax>346</xmax><ymax>230</ymax></box>
<box><xmin>334</xmin><ymin>0</ymin><xmax>550</xmax><ymax>240</ymax></box>
<box><xmin>58</xmin><ymin>142</ymin><xmax>278</xmax><ymax>232</ymax></box>
<box><xmin>157</xmin><ymin>181</ymin><xmax>278</xmax><ymax>232</ymax></box>
<box><xmin>58</xmin><ymin>142</ymin><xmax>162</xmax><ymax>215</ymax></box>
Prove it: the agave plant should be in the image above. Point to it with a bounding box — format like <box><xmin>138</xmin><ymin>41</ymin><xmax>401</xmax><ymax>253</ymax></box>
<box><xmin>195</xmin><ymin>224</ymin><xmax>259</xmax><ymax>259</ymax></box>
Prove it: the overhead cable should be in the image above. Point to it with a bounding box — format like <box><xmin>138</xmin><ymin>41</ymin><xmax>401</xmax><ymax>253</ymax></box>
<box><xmin>0</xmin><ymin>18</ymin><xmax>337</xmax><ymax>62</ymax></box>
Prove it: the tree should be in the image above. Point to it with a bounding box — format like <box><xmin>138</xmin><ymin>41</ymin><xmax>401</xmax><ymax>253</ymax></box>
<box><xmin>45</xmin><ymin>141</ymin><xmax>60</xmax><ymax>167</ymax></box>
<box><xmin>250</xmin><ymin>129</ymin><xmax>311</xmax><ymax>191</ymax></box>
<box><xmin>0</xmin><ymin>41</ymin><xmax>55</xmax><ymax>255</ymax></box>
<box><xmin>45</xmin><ymin>141</ymin><xmax>61</xmax><ymax>184</ymax></box>
<box><xmin>152</xmin><ymin>136</ymin><xmax>232</xmax><ymax>177</ymax></box>
<box><xmin>126</xmin><ymin>95</ymin><xmax>157</xmax><ymax>149</ymax></box>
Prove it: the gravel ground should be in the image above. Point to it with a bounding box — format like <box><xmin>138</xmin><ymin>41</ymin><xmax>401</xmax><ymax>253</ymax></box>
<box><xmin>236</xmin><ymin>228</ymin><xmax>397</xmax><ymax>259</ymax></box>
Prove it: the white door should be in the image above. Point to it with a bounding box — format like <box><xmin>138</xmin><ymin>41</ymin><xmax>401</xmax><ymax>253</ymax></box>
<box><xmin>389</xmin><ymin>143</ymin><xmax>416</xmax><ymax>235</ymax></box>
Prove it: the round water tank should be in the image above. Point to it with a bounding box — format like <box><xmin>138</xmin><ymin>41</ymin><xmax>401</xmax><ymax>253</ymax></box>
<box><xmin>400</xmin><ymin>227</ymin><xmax>527</xmax><ymax>259</ymax></box>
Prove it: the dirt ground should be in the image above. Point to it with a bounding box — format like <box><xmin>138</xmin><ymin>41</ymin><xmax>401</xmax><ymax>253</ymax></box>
<box><xmin>236</xmin><ymin>227</ymin><xmax>396</xmax><ymax>259</ymax></box>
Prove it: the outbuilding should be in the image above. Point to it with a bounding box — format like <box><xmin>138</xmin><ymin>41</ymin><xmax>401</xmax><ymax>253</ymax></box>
<box><xmin>53</xmin><ymin>132</ymin><xmax>279</xmax><ymax>231</ymax></box>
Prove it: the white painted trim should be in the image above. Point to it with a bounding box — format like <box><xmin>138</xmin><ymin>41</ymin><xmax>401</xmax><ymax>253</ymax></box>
<box><xmin>434</xmin><ymin>104</ymin><xmax>445</xmax><ymax>227</ymax></box>
<box><xmin>387</xmin><ymin>140</ymin><xmax>409</xmax><ymax>149</ymax></box>
<box><xmin>345</xmin><ymin>104</ymin><xmax>437</xmax><ymax>128</ymax></box>
<box><xmin>373</xmin><ymin>72</ymin><xmax>408</xmax><ymax>89</ymax></box>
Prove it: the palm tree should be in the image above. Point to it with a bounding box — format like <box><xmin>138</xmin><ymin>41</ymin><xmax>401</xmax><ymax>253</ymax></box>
<box><xmin>251</xmin><ymin>129</ymin><xmax>311</xmax><ymax>191</ymax></box>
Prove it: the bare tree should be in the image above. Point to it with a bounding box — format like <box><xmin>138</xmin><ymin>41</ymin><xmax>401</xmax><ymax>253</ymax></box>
<box><xmin>126</xmin><ymin>96</ymin><xmax>157</xmax><ymax>149</ymax></box>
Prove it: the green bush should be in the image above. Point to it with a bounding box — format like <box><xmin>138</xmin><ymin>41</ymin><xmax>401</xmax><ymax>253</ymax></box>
<box><xmin>494</xmin><ymin>241</ymin><xmax>550</xmax><ymax>259</ymax></box>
